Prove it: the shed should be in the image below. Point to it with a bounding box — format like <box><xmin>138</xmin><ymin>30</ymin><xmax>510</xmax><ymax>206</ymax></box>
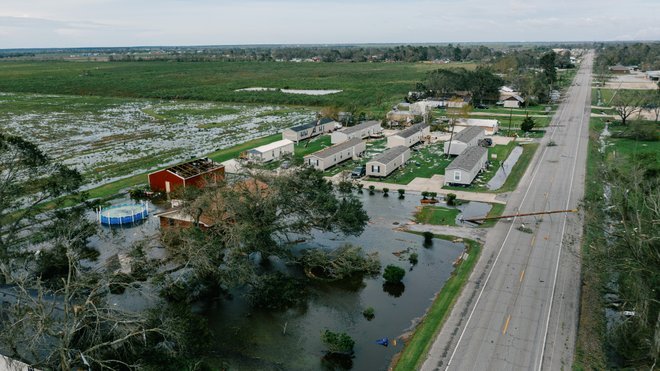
<box><xmin>387</xmin><ymin>123</ymin><xmax>430</xmax><ymax>148</ymax></box>
<box><xmin>246</xmin><ymin>139</ymin><xmax>294</xmax><ymax>162</ymax></box>
<box><xmin>444</xmin><ymin>146</ymin><xmax>488</xmax><ymax>186</ymax></box>
<box><xmin>455</xmin><ymin>118</ymin><xmax>499</xmax><ymax>135</ymax></box>
<box><xmin>304</xmin><ymin>138</ymin><xmax>366</xmax><ymax>171</ymax></box>
<box><xmin>282</xmin><ymin>118</ymin><xmax>337</xmax><ymax>143</ymax></box>
<box><xmin>366</xmin><ymin>146</ymin><xmax>410</xmax><ymax>177</ymax></box>
<box><xmin>148</xmin><ymin>158</ymin><xmax>225</xmax><ymax>193</ymax></box>
<box><xmin>444</xmin><ymin>126</ymin><xmax>485</xmax><ymax>156</ymax></box>
<box><xmin>503</xmin><ymin>95</ymin><xmax>525</xmax><ymax>108</ymax></box>
<box><xmin>331</xmin><ymin>120</ymin><xmax>382</xmax><ymax>144</ymax></box>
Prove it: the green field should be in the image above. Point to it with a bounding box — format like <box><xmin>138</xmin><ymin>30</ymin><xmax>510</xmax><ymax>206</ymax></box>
<box><xmin>0</xmin><ymin>61</ymin><xmax>471</xmax><ymax>111</ymax></box>
<box><xmin>415</xmin><ymin>206</ymin><xmax>460</xmax><ymax>226</ymax></box>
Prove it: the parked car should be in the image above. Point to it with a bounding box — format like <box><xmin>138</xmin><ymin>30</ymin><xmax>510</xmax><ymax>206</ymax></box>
<box><xmin>475</xmin><ymin>103</ymin><xmax>489</xmax><ymax>109</ymax></box>
<box><xmin>351</xmin><ymin>166</ymin><xmax>366</xmax><ymax>178</ymax></box>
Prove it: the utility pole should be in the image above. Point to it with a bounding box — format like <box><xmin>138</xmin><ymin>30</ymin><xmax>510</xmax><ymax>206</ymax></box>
<box><xmin>508</xmin><ymin>107</ymin><xmax>513</xmax><ymax>136</ymax></box>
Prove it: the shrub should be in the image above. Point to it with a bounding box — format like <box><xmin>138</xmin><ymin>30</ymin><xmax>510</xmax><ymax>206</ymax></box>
<box><xmin>362</xmin><ymin>307</ymin><xmax>375</xmax><ymax>320</ymax></box>
<box><xmin>423</xmin><ymin>231</ymin><xmax>434</xmax><ymax>247</ymax></box>
<box><xmin>368</xmin><ymin>185</ymin><xmax>375</xmax><ymax>195</ymax></box>
<box><xmin>398</xmin><ymin>189</ymin><xmax>405</xmax><ymax>199</ymax></box>
<box><xmin>383</xmin><ymin>265</ymin><xmax>406</xmax><ymax>284</ymax></box>
<box><xmin>409</xmin><ymin>252</ymin><xmax>419</xmax><ymax>265</ymax></box>
<box><xmin>356</xmin><ymin>183</ymin><xmax>364</xmax><ymax>193</ymax></box>
<box><xmin>521</xmin><ymin>116</ymin><xmax>536</xmax><ymax>132</ymax></box>
<box><xmin>382</xmin><ymin>187</ymin><xmax>389</xmax><ymax>197</ymax></box>
<box><xmin>446</xmin><ymin>193</ymin><xmax>457</xmax><ymax>206</ymax></box>
<box><xmin>429</xmin><ymin>192</ymin><xmax>437</xmax><ymax>200</ymax></box>
<box><xmin>321</xmin><ymin>330</ymin><xmax>355</xmax><ymax>354</ymax></box>
<box><xmin>421</xmin><ymin>191</ymin><xmax>429</xmax><ymax>200</ymax></box>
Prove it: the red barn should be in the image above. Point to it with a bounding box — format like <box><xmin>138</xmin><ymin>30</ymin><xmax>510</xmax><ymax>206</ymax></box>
<box><xmin>148</xmin><ymin>158</ymin><xmax>225</xmax><ymax>193</ymax></box>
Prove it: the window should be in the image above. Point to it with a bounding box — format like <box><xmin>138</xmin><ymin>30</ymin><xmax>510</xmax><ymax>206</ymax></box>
<box><xmin>454</xmin><ymin>171</ymin><xmax>461</xmax><ymax>181</ymax></box>
<box><xmin>372</xmin><ymin>165</ymin><xmax>381</xmax><ymax>173</ymax></box>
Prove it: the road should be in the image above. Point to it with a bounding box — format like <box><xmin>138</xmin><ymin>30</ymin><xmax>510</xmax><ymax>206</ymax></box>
<box><xmin>421</xmin><ymin>51</ymin><xmax>593</xmax><ymax>371</ymax></box>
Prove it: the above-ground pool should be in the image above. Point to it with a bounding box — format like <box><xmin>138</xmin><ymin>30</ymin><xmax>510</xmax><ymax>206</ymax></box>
<box><xmin>98</xmin><ymin>202</ymin><xmax>149</xmax><ymax>226</ymax></box>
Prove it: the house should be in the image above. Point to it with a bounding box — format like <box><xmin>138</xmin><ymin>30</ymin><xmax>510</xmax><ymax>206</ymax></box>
<box><xmin>503</xmin><ymin>95</ymin><xmax>525</xmax><ymax>108</ymax></box>
<box><xmin>609</xmin><ymin>65</ymin><xmax>630</xmax><ymax>74</ymax></box>
<box><xmin>304</xmin><ymin>138</ymin><xmax>366</xmax><ymax>171</ymax></box>
<box><xmin>246</xmin><ymin>139</ymin><xmax>294</xmax><ymax>162</ymax></box>
<box><xmin>366</xmin><ymin>146</ymin><xmax>410</xmax><ymax>177</ymax></box>
<box><xmin>331</xmin><ymin>120</ymin><xmax>382</xmax><ymax>144</ymax></box>
<box><xmin>455</xmin><ymin>118</ymin><xmax>499</xmax><ymax>135</ymax></box>
<box><xmin>444</xmin><ymin>146</ymin><xmax>488</xmax><ymax>186</ymax></box>
<box><xmin>282</xmin><ymin>118</ymin><xmax>337</xmax><ymax>143</ymax></box>
<box><xmin>148</xmin><ymin>158</ymin><xmax>225</xmax><ymax>193</ymax></box>
<box><xmin>387</xmin><ymin>123</ymin><xmax>430</xmax><ymax>148</ymax></box>
<box><xmin>645</xmin><ymin>70</ymin><xmax>660</xmax><ymax>81</ymax></box>
<box><xmin>443</xmin><ymin>126</ymin><xmax>485</xmax><ymax>156</ymax></box>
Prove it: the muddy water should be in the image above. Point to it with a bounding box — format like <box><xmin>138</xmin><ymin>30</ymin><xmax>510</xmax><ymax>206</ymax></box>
<box><xmin>486</xmin><ymin>145</ymin><xmax>523</xmax><ymax>190</ymax></box>
<box><xmin>206</xmin><ymin>193</ymin><xmax>464</xmax><ymax>370</ymax></box>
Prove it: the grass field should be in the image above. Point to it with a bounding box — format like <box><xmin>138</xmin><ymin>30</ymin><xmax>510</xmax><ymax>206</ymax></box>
<box><xmin>394</xmin><ymin>236</ymin><xmax>481</xmax><ymax>370</ymax></box>
<box><xmin>375</xmin><ymin>143</ymin><xmax>453</xmax><ymax>184</ymax></box>
<box><xmin>414</xmin><ymin>206</ymin><xmax>459</xmax><ymax>226</ymax></box>
<box><xmin>0</xmin><ymin>60</ymin><xmax>470</xmax><ymax>111</ymax></box>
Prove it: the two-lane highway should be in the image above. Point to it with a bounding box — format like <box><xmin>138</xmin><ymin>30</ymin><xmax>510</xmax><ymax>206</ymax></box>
<box><xmin>421</xmin><ymin>51</ymin><xmax>593</xmax><ymax>371</ymax></box>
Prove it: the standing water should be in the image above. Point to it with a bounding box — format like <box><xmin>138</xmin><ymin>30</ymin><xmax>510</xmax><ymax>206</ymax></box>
<box><xmin>486</xmin><ymin>146</ymin><xmax>523</xmax><ymax>190</ymax></box>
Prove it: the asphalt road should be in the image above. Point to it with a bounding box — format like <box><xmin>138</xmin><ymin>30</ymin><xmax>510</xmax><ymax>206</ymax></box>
<box><xmin>421</xmin><ymin>51</ymin><xmax>593</xmax><ymax>371</ymax></box>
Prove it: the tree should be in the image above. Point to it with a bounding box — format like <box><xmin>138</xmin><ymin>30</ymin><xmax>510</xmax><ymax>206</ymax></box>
<box><xmin>469</xmin><ymin>66</ymin><xmax>504</xmax><ymax>104</ymax></box>
<box><xmin>321</xmin><ymin>330</ymin><xmax>355</xmax><ymax>354</ymax></box>
<box><xmin>521</xmin><ymin>116</ymin><xmax>536</xmax><ymax>132</ymax></box>
<box><xmin>540</xmin><ymin>51</ymin><xmax>557</xmax><ymax>86</ymax></box>
<box><xmin>446</xmin><ymin>193</ymin><xmax>457</xmax><ymax>206</ymax></box>
<box><xmin>611</xmin><ymin>90</ymin><xmax>643</xmax><ymax>125</ymax></box>
<box><xmin>383</xmin><ymin>265</ymin><xmax>405</xmax><ymax>284</ymax></box>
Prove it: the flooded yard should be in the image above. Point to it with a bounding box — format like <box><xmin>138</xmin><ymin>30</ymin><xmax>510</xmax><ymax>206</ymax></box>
<box><xmin>0</xmin><ymin>92</ymin><xmax>314</xmax><ymax>189</ymax></box>
<box><xmin>486</xmin><ymin>145</ymin><xmax>523</xmax><ymax>190</ymax></box>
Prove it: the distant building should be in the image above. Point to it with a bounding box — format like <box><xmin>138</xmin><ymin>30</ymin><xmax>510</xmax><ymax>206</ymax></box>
<box><xmin>645</xmin><ymin>70</ymin><xmax>660</xmax><ymax>81</ymax></box>
<box><xmin>503</xmin><ymin>95</ymin><xmax>525</xmax><ymax>108</ymax></box>
<box><xmin>246</xmin><ymin>139</ymin><xmax>294</xmax><ymax>162</ymax></box>
<box><xmin>444</xmin><ymin>126</ymin><xmax>485</xmax><ymax>156</ymax></box>
<box><xmin>304</xmin><ymin>138</ymin><xmax>366</xmax><ymax>171</ymax></box>
<box><xmin>609</xmin><ymin>65</ymin><xmax>630</xmax><ymax>74</ymax></box>
<box><xmin>331</xmin><ymin>120</ymin><xmax>382</xmax><ymax>144</ymax></box>
<box><xmin>444</xmin><ymin>146</ymin><xmax>488</xmax><ymax>186</ymax></box>
<box><xmin>455</xmin><ymin>118</ymin><xmax>499</xmax><ymax>135</ymax></box>
<box><xmin>387</xmin><ymin>123</ymin><xmax>430</xmax><ymax>148</ymax></box>
<box><xmin>282</xmin><ymin>118</ymin><xmax>337</xmax><ymax>143</ymax></box>
<box><xmin>366</xmin><ymin>146</ymin><xmax>411</xmax><ymax>177</ymax></box>
<box><xmin>148</xmin><ymin>158</ymin><xmax>225</xmax><ymax>193</ymax></box>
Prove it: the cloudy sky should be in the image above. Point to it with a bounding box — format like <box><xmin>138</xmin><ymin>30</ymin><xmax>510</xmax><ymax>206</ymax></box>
<box><xmin>1</xmin><ymin>0</ymin><xmax>658</xmax><ymax>48</ymax></box>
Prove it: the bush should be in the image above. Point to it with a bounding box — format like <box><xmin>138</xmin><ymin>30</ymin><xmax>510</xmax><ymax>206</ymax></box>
<box><xmin>368</xmin><ymin>185</ymin><xmax>375</xmax><ymax>195</ymax></box>
<box><xmin>446</xmin><ymin>193</ymin><xmax>457</xmax><ymax>206</ymax></box>
<box><xmin>356</xmin><ymin>183</ymin><xmax>364</xmax><ymax>193</ymax></box>
<box><xmin>429</xmin><ymin>192</ymin><xmax>437</xmax><ymax>200</ymax></box>
<box><xmin>321</xmin><ymin>330</ymin><xmax>355</xmax><ymax>354</ymax></box>
<box><xmin>421</xmin><ymin>191</ymin><xmax>429</xmax><ymax>200</ymax></box>
<box><xmin>398</xmin><ymin>189</ymin><xmax>405</xmax><ymax>199</ymax></box>
<box><xmin>409</xmin><ymin>252</ymin><xmax>419</xmax><ymax>265</ymax></box>
<box><xmin>382</xmin><ymin>187</ymin><xmax>389</xmax><ymax>197</ymax></box>
<box><xmin>383</xmin><ymin>265</ymin><xmax>406</xmax><ymax>284</ymax></box>
<box><xmin>423</xmin><ymin>231</ymin><xmax>434</xmax><ymax>247</ymax></box>
<box><xmin>362</xmin><ymin>307</ymin><xmax>375</xmax><ymax>320</ymax></box>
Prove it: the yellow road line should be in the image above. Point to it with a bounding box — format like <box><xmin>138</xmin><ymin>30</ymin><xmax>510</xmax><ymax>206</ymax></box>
<box><xmin>519</xmin><ymin>270</ymin><xmax>525</xmax><ymax>282</ymax></box>
<box><xmin>502</xmin><ymin>315</ymin><xmax>511</xmax><ymax>335</ymax></box>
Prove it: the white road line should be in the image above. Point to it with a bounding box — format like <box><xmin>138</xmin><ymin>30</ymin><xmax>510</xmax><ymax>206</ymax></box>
<box><xmin>536</xmin><ymin>57</ymin><xmax>591</xmax><ymax>371</ymax></box>
<box><xmin>444</xmin><ymin>74</ymin><xmax>573</xmax><ymax>370</ymax></box>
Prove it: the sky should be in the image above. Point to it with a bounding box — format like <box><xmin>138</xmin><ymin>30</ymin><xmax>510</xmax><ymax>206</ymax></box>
<box><xmin>1</xmin><ymin>0</ymin><xmax>659</xmax><ymax>48</ymax></box>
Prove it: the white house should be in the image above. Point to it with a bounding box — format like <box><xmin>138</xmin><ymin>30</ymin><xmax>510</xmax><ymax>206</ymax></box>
<box><xmin>444</xmin><ymin>146</ymin><xmax>488</xmax><ymax>186</ymax></box>
<box><xmin>455</xmin><ymin>118</ymin><xmax>499</xmax><ymax>135</ymax></box>
<box><xmin>443</xmin><ymin>126</ymin><xmax>485</xmax><ymax>156</ymax></box>
<box><xmin>246</xmin><ymin>139</ymin><xmax>294</xmax><ymax>162</ymax></box>
<box><xmin>331</xmin><ymin>120</ymin><xmax>382</xmax><ymax>144</ymax></box>
<box><xmin>304</xmin><ymin>138</ymin><xmax>366</xmax><ymax>171</ymax></box>
<box><xmin>366</xmin><ymin>146</ymin><xmax>410</xmax><ymax>177</ymax></box>
<box><xmin>387</xmin><ymin>123</ymin><xmax>430</xmax><ymax>148</ymax></box>
<box><xmin>282</xmin><ymin>118</ymin><xmax>337</xmax><ymax>143</ymax></box>
<box><xmin>503</xmin><ymin>95</ymin><xmax>525</xmax><ymax>108</ymax></box>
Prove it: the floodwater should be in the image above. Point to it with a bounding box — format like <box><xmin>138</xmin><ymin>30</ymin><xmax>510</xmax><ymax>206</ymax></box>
<box><xmin>455</xmin><ymin>201</ymin><xmax>492</xmax><ymax>225</ymax></box>
<box><xmin>205</xmin><ymin>193</ymin><xmax>464</xmax><ymax>370</ymax></box>
<box><xmin>486</xmin><ymin>145</ymin><xmax>523</xmax><ymax>190</ymax></box>
<box><xmin>86</xmin><ymin>194</ymin><xmax>465</xmax><ymax>370</ymax></box>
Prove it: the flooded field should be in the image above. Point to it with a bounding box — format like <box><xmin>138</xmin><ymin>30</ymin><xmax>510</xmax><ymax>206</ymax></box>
<box><xmin>91</xmin><ymin>192</ymin><xmax>465</xmax><ymax>370</ymax></box>
<box><xmin>0</xmin><ymin>92</ymin><xmax>314</xmax><ymax>189</ymax></box>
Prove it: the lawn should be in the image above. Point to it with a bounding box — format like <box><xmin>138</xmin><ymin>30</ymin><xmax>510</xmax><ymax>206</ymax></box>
<box><xmin>294</xmin><ymin>135</ymin><xmax>332</xmax><ymax>159</ymax></box>
<box><xmin>0</xmin><ymin>60</ymin><xmax>462</xmax><ymax>111</ymax></box>
<box><xmin>414</xmin><ymin>206</ymin><xmax>459</xmax><ymax>226</ymax></box>
<box><xmin>374</xmin><ymin>143</ymin><xmax>452</xmax><ymax>185</ymax></box>
<box><xmin>469</xmin><ymin>114</ymin><xmax>552</xmax><ymax>128</ymax></box>
<box><xmin>394</xmin><ymin>236</ymin><xmax>481</xmax><ymax>371</ymax></box>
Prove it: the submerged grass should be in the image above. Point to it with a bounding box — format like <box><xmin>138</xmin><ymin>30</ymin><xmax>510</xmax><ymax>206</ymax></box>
<box><xmin>415</xmin><ymin>206</ymin><xmax>459</xmax><ymax>226</ymax></box>
<box><xmin>393</xmin><ymin>235</ymin><xmax>481</xmax><ymax>371</ymax></box>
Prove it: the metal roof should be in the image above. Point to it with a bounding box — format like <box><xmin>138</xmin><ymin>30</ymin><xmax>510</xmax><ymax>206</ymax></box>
<box><xmin>446</xmin><ymin>146</ymin><xmax>488</xmax><ymax>172</ymax></box>
<box><xmin>452</xmin><ymin>126</ymin><xmax>484</xmax><ymax>143</ymax></box>
<box><xmin>341</xmin><ymin>120</ymin><xmax>381</xmax><ymax>135</ymax></box>
<box><xmin>505</xmin><ymin>94</ymin><xmax>525</xmax><ymax>102</ymax></box>
<box><xmin>305</xmin><ymin>138</ymin><xmax>362</xmax><ymax>159</ymax></box>
<box><xmin>162</xmin><ymin>158</ymin><xmax>224</xmax><ymax>179</ymax></box>
<box><xmin>394</xmin><ymin>123</ymin><xmax>429</xmax><ymax>139</ymax></box>
<box><xmin>249</xmin><ymin>139</ymin><xmax>294</xmax><ymax>153</ymax></box>
<box><xmin>369</xmin><ymin>146</ymin><xmax>409</xmax><ymax>165</ymax></box>
<box><xmin>288</xmin><ymin>117</ymin><xmax>334</xmax><ymax>132</ymax></box>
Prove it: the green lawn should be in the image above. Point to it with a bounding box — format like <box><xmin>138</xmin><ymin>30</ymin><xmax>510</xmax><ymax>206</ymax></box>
<box><xmin>373</xmin><ymin>143</ymin><xmax>452</xmax><ymax>185</ymax></box>
<box><xmin>478</xmin><ymin>203</ymin><xmax>507</xmax><ymax>228</ymax></box>
<box><xmin>415</xmin><ymin>206</ymin><xmax>459</xmax><ymax>226</ymax></box>
<box><xmin>469</xmin><ymin>114</ymin><xmax>552</xmax><ymax>128</ymax></box>
<box><xmin>294</xmin><ymin>135</ymin><xmax>332</xmax><ymax>159</ymax></box>
<box><xmin>394</xmin><ymin>236</ymin><xmax>481</xmax><ymax>371</ymax></box>
<box><xmin>476</xmin><ymin>105</ymin><xmax>555</xmax><ymax>115</ymax></box>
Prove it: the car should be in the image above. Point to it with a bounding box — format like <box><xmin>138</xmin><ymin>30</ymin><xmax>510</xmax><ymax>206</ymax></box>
<box><xmin>475</xmin><ymin>103</ymin><xmax>489</xmax><ymax>109</ymax></box>
<box><xmin>351</xmin><ymin>166</ymin><xmax>365</xmax><ymax>178</ymax></box>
